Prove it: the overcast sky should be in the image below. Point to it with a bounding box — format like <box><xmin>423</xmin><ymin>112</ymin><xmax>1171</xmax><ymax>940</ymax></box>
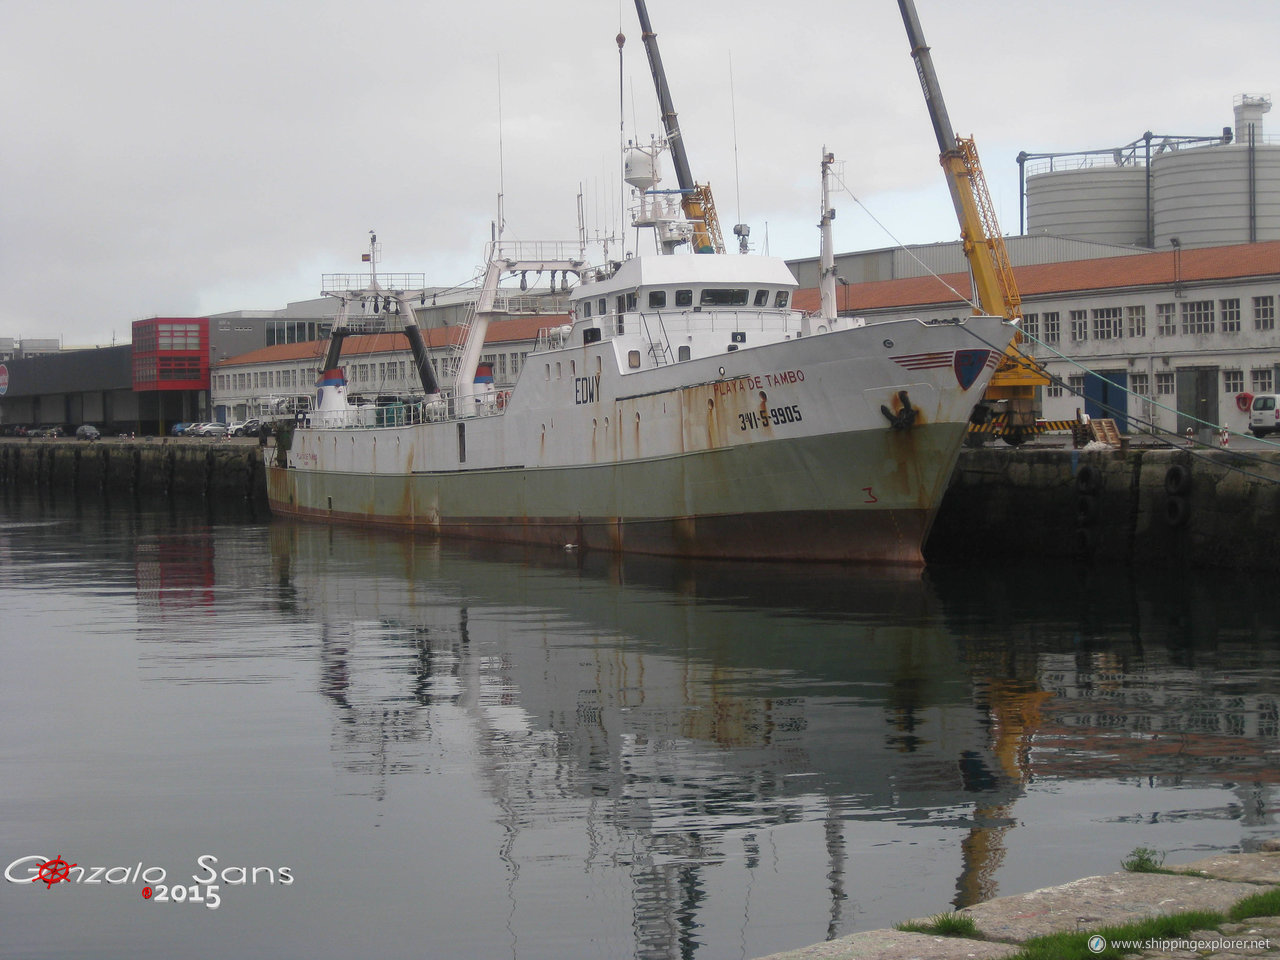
<box><xmin>2</xmin><ymin>0</ymin><xmax>1274</xmax><ymax>346</ymax></box>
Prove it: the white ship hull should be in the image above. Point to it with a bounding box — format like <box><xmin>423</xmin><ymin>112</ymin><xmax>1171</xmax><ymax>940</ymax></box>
<box><xmin>268</xmin><ymin>313</ymin><xmax>1010</xmax><ymax>564</ymax></box>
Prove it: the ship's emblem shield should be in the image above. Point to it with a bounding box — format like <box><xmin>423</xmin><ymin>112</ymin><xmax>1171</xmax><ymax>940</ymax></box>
<box><xmin>954</xmin><ymin>350</ymin><xmax>990</xmax><ymax>391</ymax></box>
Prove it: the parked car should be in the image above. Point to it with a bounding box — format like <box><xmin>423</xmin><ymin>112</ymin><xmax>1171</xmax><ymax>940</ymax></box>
<box><xmin>192</xmin><ymin>422</ymin><xmax>229</xmax><ymax>437</ymax></box>
<box><xmin>75</xmin><ymin>424</ymin><xmax>101</xmax><ymax>441</ymax></box>
<box><xmin>170</xmin><ymin>422</ymin><xmax>193</xmax><ymax>436</ymax></box>
<box><xmin>1249</xmin><ymin>394</ymin><xmax>1280</xmax><ymax>437</ymax></box>
<box><xmin>233</xmin><ymin>418</ymin><xmax>263</xmax><ymax>437</ymax></box>
<box><xmin>35</xmin><ymin>425</ymin><xmax>63</xmax><ymax>438</ymax></box>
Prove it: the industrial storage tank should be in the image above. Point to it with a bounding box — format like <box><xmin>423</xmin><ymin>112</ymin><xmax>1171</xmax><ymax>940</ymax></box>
<box><xmin>1152</xmin><ymin>143</ymin><xmax>1280</xmax><ymax>248</ymax></box>
<box><xmin>1026</xmin><ymin>165</ymin><xmax>1149</xmax><ymax>246</ymax></box>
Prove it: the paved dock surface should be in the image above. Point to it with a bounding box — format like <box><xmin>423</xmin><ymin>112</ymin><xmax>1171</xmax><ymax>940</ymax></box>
<box><xmin>757</xmin><ymin>849</ymin><xmax>1280</xmax><ymax>959</ymax></box>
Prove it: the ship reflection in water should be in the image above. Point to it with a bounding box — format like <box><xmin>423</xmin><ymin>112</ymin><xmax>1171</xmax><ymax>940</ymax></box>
<box><xmin>263</xmin><ymin>520</ymin><xmax>1279</xmax><ymax>956</ymax></box>
<box><xmin>3</xmin><ymin>498</ymin><xmax>1278</xmax><ymax>960</ymax></box>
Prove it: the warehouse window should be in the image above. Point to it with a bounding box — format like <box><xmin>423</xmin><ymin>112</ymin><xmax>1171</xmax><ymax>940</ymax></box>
<box><xmin>1131</xmin><ymin>372</ymin><xmax>1149</xmax><ymax>396</ymax></box>
<box><xmin>1180</xmin><ymin>300</ymin><xmax>1214</xmax><ymax>335</ymax></box>
<box><xmin>1224</xmin><ymin>370</ymin><xmax>1244</xmax><ymax>394</ymax></box>
<box><xmin>1254</xmin><ymin>295</ymin><xmax>1275</xmax><ymax>331</ymax></box>
<box><xmin>1092</xmin><ymin>307</ymin><xmax>1122</xmax><ymax>341</ymax></box>
<box><xmin>1070</xmin><ymin>310</ymin><xmax>1088</xmax><ymax>343</ymax></box>
<box><xmin>1022</xmin><ymin>313</ymin><xmax>1039</xmax><ymax>341</ymax></box>
<box><xmin>1156</xmin><ymin>372</ymin><xmax>1175</xmax><ymax>395</ymax></box>
<box><xmin>1220</xmin><ymin>299</ymin><xmax>1241</xmax><ymax>333</ymax></box>
<box><xmin>1156</xmin><ymin>303</ymin><xmax>1177</xmax><ymax>335</ymax></box>
<box><xmin>1043</xmin><ymin>312</ymin><xmax>1060</xmax><ymax>345</ymax></box>
<box><xmin>1126</xmin><ymin>305</ymin><xmax>1146</xmax><ymax>338</ymax></box>
<box><xmin>1253</xmin><ymin>369</ymin><xmax>1275</xmax><ymax>394</ymax></box>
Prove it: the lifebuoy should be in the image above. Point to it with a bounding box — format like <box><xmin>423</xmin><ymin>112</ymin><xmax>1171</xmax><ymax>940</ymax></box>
<box><xmin>496</xmin><ymin>390</ymin><xmax>509</xmax><ymax>410</ymax></box>
<box><xmin>1236</xmin><ymin>392</ymin><xmax>1254</xmax><ymax>413</ymax></box>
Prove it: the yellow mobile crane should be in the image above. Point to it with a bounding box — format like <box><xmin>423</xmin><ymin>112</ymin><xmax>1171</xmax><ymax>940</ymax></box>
<box><xmin>897</xmin><ymin>0</ymin><xmax>1049</xmax><ymax>445</ymax></box>
<box><xmin>632</xmin><ymin>0</ymin><xmax>725</xmax><ymax>255</ymax></box>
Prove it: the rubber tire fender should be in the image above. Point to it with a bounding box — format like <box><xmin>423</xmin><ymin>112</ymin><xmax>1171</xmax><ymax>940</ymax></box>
<box><xmin>1075</xmin><ymin>494</ymin><xmax>1099</xmax><ymax>525</ymax></box>
<box><xmin>1075</xmin><ymin>464</ymin><xmax>1101</xmax><ymax>494</ymax></box>
<box><xmin>1164</xmin><ymin>464</ymin><xmax>1191</xmax><ymax>496</ymax></box>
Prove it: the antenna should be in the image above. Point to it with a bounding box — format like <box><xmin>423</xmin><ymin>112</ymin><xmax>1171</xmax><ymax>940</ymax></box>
<box><xmin>617</xmin><ymin>28</ymin><xmax>627</xmax><ymax>260</ymax></box>
<box><xmin>729</xmin><ymin>54</ymin><xmax>750</xmax><ymax>255</ymax></box>
<box><xmin>496</xmin><ymin>55</ymin><xmax>506</xmax><ymax>241</ymax></box>
<box><xmin>730</xmin><ymin>55</ymin><xmax>742</xmax><ymax>222</ymax></box>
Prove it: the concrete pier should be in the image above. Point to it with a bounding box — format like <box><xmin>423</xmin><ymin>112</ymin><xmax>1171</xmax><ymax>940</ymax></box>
<box><xmin>756</xmin><ymin>849</ymin><xmax>1280</xmax><ymax>959</ymax></box>
<box><xmin>0</xmin><ymin>437</ymin><xmax>268</xmax><ymax>507</ymax></box>
<box><xmin>927</xmin><ymin>444</ymin><xmax>1280</xmax><ymax>570</ymax></box>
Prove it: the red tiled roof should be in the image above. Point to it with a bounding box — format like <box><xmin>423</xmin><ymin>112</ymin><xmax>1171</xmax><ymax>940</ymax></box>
<box><xmin>791</xmin><ymin>240</ymin><xmax>1280</xmax><ymax>313</ymax></box>
<box><xmin>219</xmin><ymin>313</ymin><xmax>564</xmax><ymax>367</ymax></box>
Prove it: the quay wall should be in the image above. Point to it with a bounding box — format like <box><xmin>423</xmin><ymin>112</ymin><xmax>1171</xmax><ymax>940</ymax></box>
<box><xmin>926</xmin><ymin>445</ymin><xmax>1280</xmax><ymax>569</ymax></box>
<box><xmin>3</xmin><ymin>439</ymin><xmax>1279</xmax><ymax>570</ymax></box>
<box><xmin>0</xmin><ymin>438</ymin><xmax>268</xmax><ymax>506</ymax></box>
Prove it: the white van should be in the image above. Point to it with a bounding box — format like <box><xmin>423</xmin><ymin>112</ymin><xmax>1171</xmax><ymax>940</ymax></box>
<box><xmin>1249</xmin><ymin>394</ymin><xmax>1280</xmax><ymax>436</ymax></box>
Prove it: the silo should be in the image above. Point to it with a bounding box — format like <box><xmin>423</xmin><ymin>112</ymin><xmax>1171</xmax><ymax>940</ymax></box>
<box><xmin>1026</xmin><ymin>166</ymin><xmax>1149</xmax><ymax>246</ymax></box>
<box><xmin>1152</xmin><ymin>143</ymin><xmax>1280</xmax><ymax>247</ymax></box>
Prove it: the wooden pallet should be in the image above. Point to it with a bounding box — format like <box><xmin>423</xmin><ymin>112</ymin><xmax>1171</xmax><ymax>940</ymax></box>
<box><xmin>1089</xmin><ymin>418</ymin><xmax>1122</xmax><ymax>445</ymax></box>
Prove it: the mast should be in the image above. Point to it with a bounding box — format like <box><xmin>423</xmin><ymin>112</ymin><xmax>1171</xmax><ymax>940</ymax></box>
<box><xmin>818</xmin><ymin>150</ymin><xmax>838</xmax><ymax>320</ymax></box>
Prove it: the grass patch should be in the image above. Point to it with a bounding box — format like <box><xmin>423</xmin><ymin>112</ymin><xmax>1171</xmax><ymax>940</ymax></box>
<box><xmin>1009</xmin><ymin>910</ymin><xmax>1225</xmax><ymax>960</ymax></box>
<box><xmin>1121</xmin><ymin>846</ymin><xmax>1166</xmax><ymax>873</ymax></box>
<box><xmin>895</xmin><ymin>912</ymin><xmax>980</xmax><ymax>938</ymax></box>
<box><xmin>1229</xmin><ymin>886</ymin><xmax>1280</xmax><ymax>921</ymax></box>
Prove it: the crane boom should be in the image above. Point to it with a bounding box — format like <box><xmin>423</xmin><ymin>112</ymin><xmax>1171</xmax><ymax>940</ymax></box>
<box><xmin>633</xmin><ymin>0</ymin><xmax>724</xmax><ymax>254</ymax></box>
<box><xmin>897</xmin><ymin>0</ymin><xmax>1049</xmax><ymax>442</ymax></box>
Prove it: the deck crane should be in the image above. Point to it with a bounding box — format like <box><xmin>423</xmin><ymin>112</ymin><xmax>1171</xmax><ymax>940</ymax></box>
<box><xmin>897</xmin><ymin>0</ymin><xmax>1049</xmax><ymax>445</ymax></box>
<box><xmin>632</xmin><ymin>0</ymin><xmax>725</xmax><ymax>255</ymax></box>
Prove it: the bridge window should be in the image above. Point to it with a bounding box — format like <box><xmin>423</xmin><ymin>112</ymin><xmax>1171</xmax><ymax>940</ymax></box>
<box><xmin>675</xmin><ymin>289</ymin><xmax>693</xmax><ymax>307</ymax></box>
<box><xmin>754</xmin><ymin>289</ymin><xmax>769</xmax><ymax>306</ymax></box>
<box><xmin>700</xmin><ymin>289</ymin><xmax>749</xmax><ymax>306</ymax></box>
<box><xmin>582</xmin><ymin>301</ymin><xmax>592</xmax><ymax>318</ymax></box>
<box><xmin>648</xmin><ymin>290</ymin><xmax>666</xmax><ymax>308</ymax></box>
<box><xmin>774</xmin><ymin>291</ymin><xmax>790</xmax><ymax>309</ymax></box>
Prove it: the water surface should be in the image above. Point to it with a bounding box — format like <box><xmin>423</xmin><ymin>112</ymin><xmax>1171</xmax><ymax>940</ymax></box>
<box><xmin>2</xmin><ymin>492</ymin><xmax>1277</xmax><ymax>959</ymax></box>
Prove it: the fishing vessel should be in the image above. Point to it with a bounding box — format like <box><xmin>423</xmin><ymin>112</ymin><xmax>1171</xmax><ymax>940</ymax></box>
<box><xmin>266</xmin><ymin>9</ymin><xmax>1015</xmax><ymax>564</ymax></box>
<box><xmin>266</xmin><ymin>202</ymin><xmax>1010</xmax><ymax>563</ymax></box>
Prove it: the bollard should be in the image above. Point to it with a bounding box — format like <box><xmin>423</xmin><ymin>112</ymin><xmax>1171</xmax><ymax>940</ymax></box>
<box><xmin>1220</xmin><ymin>425</ymin><xmax>1230</xmax><ymax>448</ymax></box>
<box><xmin>1185</xmin><ymin>426</ymin><xmax>1194</xmax><ymax>446</ymax></box>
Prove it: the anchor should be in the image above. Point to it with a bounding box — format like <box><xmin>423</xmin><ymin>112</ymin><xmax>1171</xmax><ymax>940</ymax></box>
<box><xmin>881</xmin><ymin>390</ymin><xmax>917</xmax><ymax>430</ymax></box>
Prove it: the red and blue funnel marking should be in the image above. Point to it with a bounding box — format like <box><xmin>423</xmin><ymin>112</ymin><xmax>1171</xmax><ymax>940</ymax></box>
<box><xmin>474</xmin><ymin>363</ymin><xmax>494</xmax><ymax>385</ymax></box>
<box><xmin>318</xmin><ymin>368</ymin><xmax>347</xmax><ymax>387</ymax></box>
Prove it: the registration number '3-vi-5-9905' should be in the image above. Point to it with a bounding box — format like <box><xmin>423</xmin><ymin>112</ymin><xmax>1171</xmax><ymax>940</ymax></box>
<box><xmin>738</xmin><ymin>405</ymin><xmax>802</xmax><ymax>431</ymax></box>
